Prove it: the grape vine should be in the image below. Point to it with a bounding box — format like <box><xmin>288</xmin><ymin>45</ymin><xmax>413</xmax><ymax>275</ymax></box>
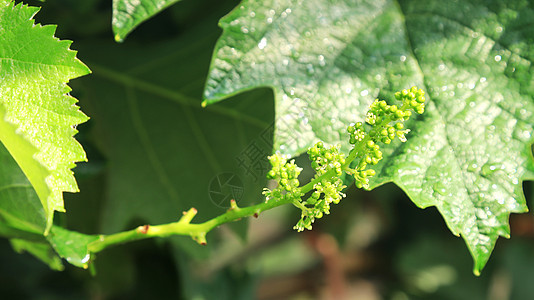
<box><xmin>85</xmin><ymin>87</ymin><xmax>426</xmax><ymax>262</ymax></box>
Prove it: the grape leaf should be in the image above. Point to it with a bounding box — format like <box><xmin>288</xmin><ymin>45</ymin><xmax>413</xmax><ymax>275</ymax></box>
<box><xmin>203</xmin><ymin>0</ymin><xmax>534</xmax><ymax>273</ymax></box>
<box><xmin>47</xmin><ymin>226</ymin><xmax>98</xmax><ymax>269</ymax></box>
<box><xmin>112</xmin><ymin>0</ymin><xmax>183</xmax><ymax>42</ymax></box>
<box><xmin>10</xmin><ymin>238</ymin><xmax>64</xmax><ymax>271</ymax></box>
<box><xmin>0</xmin><ymin>143</ymin><xmax>46</xmax><ymax>235</ymax></box>
<box><xmin>0</xmin><ymin>1</ymin><xmax>90</xmax><ymax>233</ymax></box>
<box><xmin>0</xmin><ymin>142</ymin><xmax>64</xmax><ymax>270</ymax></box>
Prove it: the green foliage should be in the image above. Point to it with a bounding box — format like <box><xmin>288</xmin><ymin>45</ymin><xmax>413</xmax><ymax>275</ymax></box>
<box><xmin>112</xmin><ymin>0</ymin><xmax>183</xmax><ymax>42</ymax></box>
<box><xmin>0</xmin><ymin>0</ymin><xmax>89</xmax><ymax>233</ymax></box>
<box><xmin>47</xmin><ymin>226</ymin><xmax>97</xmax><ymax>269</ymax></box>
<box><xmin>203</xmin><ymin>0</ymin><xmax>534</xmax><ymax>274</ymax></box>
<box><xmin>263</xmin><ymin>87</ymin><xmax>426</xmax><ymax>232</ymax></box>
<box><xmin>0</xmin><ymin>0</ymin><xmax>533</xmax><ymax>297</ymax></box>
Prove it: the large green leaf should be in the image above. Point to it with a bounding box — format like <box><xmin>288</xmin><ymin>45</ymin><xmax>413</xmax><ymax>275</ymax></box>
<box><xmin>203</xmin><ymin>0</ymin><xmax>534</xmax><ymax>273</ymax></box>
<box><xmin>112</xmin><ymin>0</ymin><xmax>183</xmax><ymax>42</ymax></box>
<box><xmin>0</xmin><ymin>1</ymin><xmax>90</xmax><ymax>233</ymax></box>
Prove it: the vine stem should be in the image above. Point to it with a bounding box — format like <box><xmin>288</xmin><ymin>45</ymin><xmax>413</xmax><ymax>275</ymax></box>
<box><xmin>88</xmin><ymin>198</ymin><xmax>289</xmax><ymax>253</ymax></box>
<box><xmin>87</xmin><ymin>108</ymin><xmax>400</xmax><ymax>255</ymax></box>
<box><xmin>87</xmin><ymin>150</ymin><xmax>360</xmax><ymax>255</ymax></box>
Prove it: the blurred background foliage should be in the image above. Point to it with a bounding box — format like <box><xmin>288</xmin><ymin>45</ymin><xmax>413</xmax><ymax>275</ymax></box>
<box><xmin>2</xmin><ymin>0</ymin><xmax>534</xmax><ymax>299</ymax></box>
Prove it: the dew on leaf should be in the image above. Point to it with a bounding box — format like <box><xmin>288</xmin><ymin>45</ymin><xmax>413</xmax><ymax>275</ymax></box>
<box><xmin>81</xmin><ymin>254</ymin><xmax>91</xmax><ymax>264</ymax></box>
<box><xmin>433</xmin><ymin>182</ymin><xmax>448</xmax><ymax>196</ymax></box>
<box><xmin>306</xmin><ymin>64</ymin><xmax>315</xmax><ymax>74</ymax></box>
<box><xmin>494</xmin><ymin>55</ymin><xmax>502</xmax><ymax>62</ymax></box>
<box><xmin>512</xmin><ymin>122</ymin><xmax>532</xmax><ymax>141</ymax></box>
<box><xmin>281</xmin><ymin>8</ymin><xmax>292</xmax><ymax>18</ymax></box>
<box><xmin>467</xmin><ymin>163</ymin><xmax>478</xmax><ymax>172</ymax></box>
<box><xmin>360</xmin><ymin>90</ymin><xmax>368</xmax><ymax>97</ymax></box>
<box><xmin>481</xmin><ymin>163</ymin><xmax>503</xmax><ymax>176</ymax></box>
<box><xmin>318</xmin><ymin>55</ymin><xmax>325</xmax><ymax>66</ymax></box>
<box><xmin>476</xmin><ymin>235</ymin><xmax>491</xmax><ymax>252</ymax></box>
<box><xmin>258</xmin><ymin>37</ymin><xmax>267</xmax><ymax>49</ymax></box>
<box><xmin>476</xmin><ymin>208</ymin><xmax>488</xmax><ymax>220</ymax></box>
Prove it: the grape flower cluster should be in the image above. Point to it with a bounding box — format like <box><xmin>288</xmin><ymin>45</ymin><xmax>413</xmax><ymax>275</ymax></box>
<box><xmin>262</xmin><ymin>153</ymin><xmax>303</xmax><ymax>203</ymax></box>
<box><xmin>263</xmin><ymin>87</ymin><xmax>426</xmax><ymax>232</ymax></box>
